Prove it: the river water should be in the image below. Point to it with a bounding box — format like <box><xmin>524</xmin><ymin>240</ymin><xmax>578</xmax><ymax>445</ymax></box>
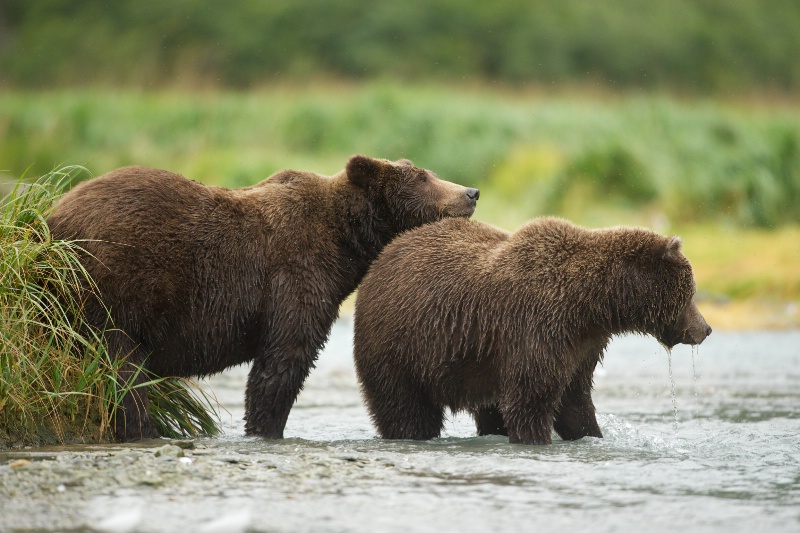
<box><xmin>1</xmin><ymin>319</ymin><xmax>799</xmax><ymax>533</ymax></box>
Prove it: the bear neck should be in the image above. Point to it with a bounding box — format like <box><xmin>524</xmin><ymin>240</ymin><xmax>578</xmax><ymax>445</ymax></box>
<box><xmin>328</xmin><ymin>177</ymin><xmax>396</xmax><ymax>294</ymax></box>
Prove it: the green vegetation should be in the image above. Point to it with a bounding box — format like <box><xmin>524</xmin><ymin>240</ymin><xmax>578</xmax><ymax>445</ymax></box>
<box><xmin>0</xmin><ymin>168</ymin><xmax>220</xmax><ymax>448</ymax></box>
<box><xmin>2</xmin><ymin>86</ymin><xmax>799</xmax><ymax>229</ymax></box>
<box><xmin>2</xmin><ymin>0</ymin><xmax>799</xmax><ymax>94</ymax></box>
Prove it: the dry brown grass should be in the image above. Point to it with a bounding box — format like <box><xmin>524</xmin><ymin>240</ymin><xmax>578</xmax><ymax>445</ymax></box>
<box><xmin>697</xmin><ymin>300</ymin><xmax>799</xmax><ymax>331</ymax></box>
<box><xmin>681</xmin><ymin>224</ymin><xmax>800</xmax><ymax>329</ymax></box>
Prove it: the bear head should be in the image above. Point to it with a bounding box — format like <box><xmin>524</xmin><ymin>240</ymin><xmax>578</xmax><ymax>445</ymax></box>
<box><xmin>650</xmin><ymin>236</ymin><xmax>712</xmax><ymax>348</ymax></box>
<box><xmin>345</xmin><ymin>155</ymin><xmax>479</xmax><ymax>232</ymax></box>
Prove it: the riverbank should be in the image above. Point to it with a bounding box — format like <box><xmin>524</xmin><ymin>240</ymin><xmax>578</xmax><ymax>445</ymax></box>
<box><xmin>697</xmin><ymin>299</ymin><xmax>798</xmax><ymax>330</ymax></box>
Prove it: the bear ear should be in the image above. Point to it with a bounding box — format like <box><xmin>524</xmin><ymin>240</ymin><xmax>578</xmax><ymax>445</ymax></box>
<box><xmin>346</xmin><ymin>155</ymin><xmax>384</xmax><ymax>189</ymax></box>
<box><xmin>663</xmin><ymin>236</ymin><xmax>683</xmax><ymax>263</ymax></box>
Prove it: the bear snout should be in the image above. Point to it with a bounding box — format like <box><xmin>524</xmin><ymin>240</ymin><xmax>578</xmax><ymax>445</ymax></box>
<box><xmin>439</xmin><ymin>184</ymin><xmax>479</xmax><ymax>218</ymax></box>
<box><xmin>689</xmin><ymin>323</ymin><xmax>712</xmax><ymax>345</ymax></box>
<box><xmin>680</xmin><ymin>306</ymin><xmax>712</xmax><ymax>346</ymax></box>
<box><xmin>659</xmin><ymin>301</ymin><xmax>711</xmax><ymax>348</ymax></box>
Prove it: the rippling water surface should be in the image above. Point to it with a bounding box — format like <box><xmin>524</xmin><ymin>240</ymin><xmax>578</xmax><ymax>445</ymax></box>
<box><xmin>1</xmin><ymin>320</ymin><xmax>799</xmax><ymax>533</ymax></box>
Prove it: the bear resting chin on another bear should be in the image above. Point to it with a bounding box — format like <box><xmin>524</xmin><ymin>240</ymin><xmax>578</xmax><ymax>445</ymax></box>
<box><xmin>47</xmin><ymin>155</ymin><xmax>479</xmax><ymax>441</ymax></box>
<box><xmin>354</xmin><ymin>216</ymin><xmax>711</xmax><ymax>445</ymax></box>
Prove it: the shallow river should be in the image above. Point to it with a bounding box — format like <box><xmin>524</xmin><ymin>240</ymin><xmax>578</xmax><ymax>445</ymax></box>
<box><xmin>1</xmin><ymin>319</ymin><xmax>799</xmax><ymax>533</ymax></box>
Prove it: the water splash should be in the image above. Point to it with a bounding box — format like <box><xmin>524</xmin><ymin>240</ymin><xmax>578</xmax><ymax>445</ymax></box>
<box><xmin>597</xmin><ymin>414</ymin><xmax>682</xmax><ymax>454</ymax></box>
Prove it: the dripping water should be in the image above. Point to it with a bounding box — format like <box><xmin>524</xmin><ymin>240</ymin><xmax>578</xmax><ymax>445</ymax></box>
<box><xmin>666</xmin><ymin>346</ymin><xmax>678</xmax><ymax>429</ymax></box>
<box><xmin>691</xmin><ymin>345</ymin><xmax>700</xmax><ymax>411</ymax></box>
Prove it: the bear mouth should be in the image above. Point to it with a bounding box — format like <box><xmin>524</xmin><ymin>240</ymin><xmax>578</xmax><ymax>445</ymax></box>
<box><xmin>442</xmin><ymin>204</ymin><xmax>477</xmax><ymax>219</ymax></box>
<box><xmin>658</xmin><ymin>326</ymin><xmax>710</xmax><ymax>348</ymax></box>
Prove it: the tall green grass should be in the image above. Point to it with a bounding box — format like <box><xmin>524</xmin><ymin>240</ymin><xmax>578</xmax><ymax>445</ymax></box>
<box><xmin>1</xmin><ymin>86</ymin><xmax>798</xmax><ymax>229</ymax></box>
<box><xmin>0</xmin><ymin>168</ymin><xmax>220</xmax><ymax>448</ymax></box>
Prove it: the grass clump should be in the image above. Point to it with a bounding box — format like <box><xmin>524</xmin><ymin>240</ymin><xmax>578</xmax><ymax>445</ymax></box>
<box><xmin>0</xmin><ymin>167</ymin><xmax>220</xmax><ymax>448</ymax></box>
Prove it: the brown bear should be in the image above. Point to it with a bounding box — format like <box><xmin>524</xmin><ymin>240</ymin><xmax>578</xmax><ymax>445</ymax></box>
<box><xmin>47</xmin><ymin>155</ymin><xmax>479</xmax><ymax>441</ymax></box>
<box><xmin>353</xmin><ymin>216</ymin><xmax>711</xmax><ymax>445</ymax></box>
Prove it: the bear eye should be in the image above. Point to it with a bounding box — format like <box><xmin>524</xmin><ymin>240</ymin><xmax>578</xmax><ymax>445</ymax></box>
<box><xmin>419</xmin><ymin>173</ymin><xmax>428</xmax><ymax>183</ymax></box>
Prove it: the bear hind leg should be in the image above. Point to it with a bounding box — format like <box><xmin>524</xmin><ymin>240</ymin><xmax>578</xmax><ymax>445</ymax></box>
<box><xmin>472</xmin><ymin>405</ymin><xmax>508</xmax><ymax>436</ymax></box>
<box><xmin>108</xmin><ymin>331</ymin><xmax>160</xmax><ymax>442</ymax></box>
<box><xmin>364</xmin><ymin>378</ymin><xmax>444</xmax><ymax>440</ymax></box>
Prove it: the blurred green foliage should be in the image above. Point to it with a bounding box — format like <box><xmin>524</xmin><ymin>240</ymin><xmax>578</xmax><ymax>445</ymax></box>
<box><xmin>1</xmin><ymin>86</ymin><xmax>798</xmax><ymax>228</ymax></box>
<box><xmin>1</xmin><ymin>0</ymin><xmax>799</xmax><ymax>94</ymax></box>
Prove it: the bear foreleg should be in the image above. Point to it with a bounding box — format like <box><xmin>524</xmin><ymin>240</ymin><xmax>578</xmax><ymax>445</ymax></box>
<box><xmin>505</xmin><ymin>411</ymin><xmax>555</xmax><ymax>445</ymax></box>
<box><xmin>503</xmin><ymin>384</ymin><xmax>562</xmax><ymax>445</ymax></box>
<box><xmin>244</xmin><ymin>349</ymin><xmax>313</xmax><ymax>438</ymax></box>
<box><xmin>553</xmin><ymin>357</ymin><xmax>603</xmax><ymax>441</ymax></box>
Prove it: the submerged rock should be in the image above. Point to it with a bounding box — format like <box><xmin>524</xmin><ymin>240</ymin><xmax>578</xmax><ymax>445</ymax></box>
<box><xmin>154</xmin><ymin>444</ymin><xmax>185</xmax><ymax>459</ymax></box>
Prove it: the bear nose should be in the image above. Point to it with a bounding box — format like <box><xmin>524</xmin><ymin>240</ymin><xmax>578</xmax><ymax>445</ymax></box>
<box><xmin>466</xmin><ymin>188</ymin><xmax>480</xmax><ymax>201</ymax></box>
<box><xmin>706</xmin><ymin>325</ymin><xmax>712</xmax><ymax>337</ymax></box>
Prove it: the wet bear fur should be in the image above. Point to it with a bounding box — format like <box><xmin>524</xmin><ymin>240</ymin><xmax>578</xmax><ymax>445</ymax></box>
<box><xmin>353</xmin><ymin>216</ymin><xmax>711</xmax><ymax>445</ymax></box>
<box><xmin>47</xmin><ymin>156</ymin><xmax>479</xmax><ymax>441</ymax></box>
